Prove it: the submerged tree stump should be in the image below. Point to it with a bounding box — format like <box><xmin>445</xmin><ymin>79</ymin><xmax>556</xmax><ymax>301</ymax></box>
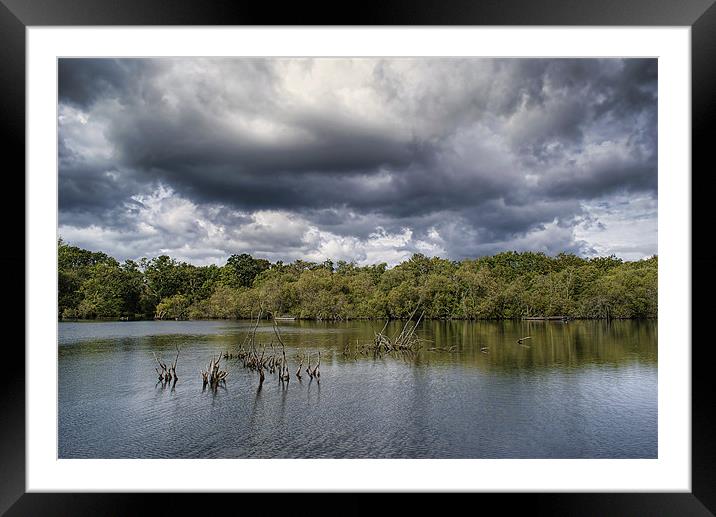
<box><xmin>153</xmin><ymin>345</ymin><xmax>180</xmax><ymax>387</ymax></box>
<box><xmin>201</xmin><ymin>354</ymin><xmax>228</xmax><ymax>392</ymax></box>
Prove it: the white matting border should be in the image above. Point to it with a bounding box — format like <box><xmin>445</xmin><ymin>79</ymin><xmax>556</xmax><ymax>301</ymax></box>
<box><xmin>27</xmin><ymin>26</ymin><xmax>690</xmax><ymax>492</ymax></box>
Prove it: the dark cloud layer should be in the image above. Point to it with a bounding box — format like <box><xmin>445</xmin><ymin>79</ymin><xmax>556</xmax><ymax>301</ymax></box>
<box><xmin>58</xmin><ymin>58</ymin><xmax>657</xmax><ymax>264</ymax></box>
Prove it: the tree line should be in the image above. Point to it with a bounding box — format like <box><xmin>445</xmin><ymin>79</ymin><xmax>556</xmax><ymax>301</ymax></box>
<box><xmin>58</xmin><ymin>238</ymin><xmax>657</xmax><ymax>321</ymax></box>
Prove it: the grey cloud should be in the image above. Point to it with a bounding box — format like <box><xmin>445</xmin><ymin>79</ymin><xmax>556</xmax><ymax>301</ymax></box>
<box><xmin>59</xmin><ymin>59</ymin><xmax>152</xmax><ymax>109</ymax></box>
<box><xmin>58</xmin><ymin>57</ymin><xmax>657</xmax><ymax>264</ymax></box>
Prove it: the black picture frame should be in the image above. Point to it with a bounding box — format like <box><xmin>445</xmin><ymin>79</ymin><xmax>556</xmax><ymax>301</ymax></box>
<box><xmin>2</xmin><ymin>0</ymin><xmax>714</xmax><ymax>514</ymax></box>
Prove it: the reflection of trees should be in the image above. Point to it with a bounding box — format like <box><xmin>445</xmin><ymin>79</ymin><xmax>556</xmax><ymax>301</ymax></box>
<box><xmin>219</xmin><ymin>320</ymin><xmax>657</xmax><ymax>372</ymax></box>
<box><xmin>421</xmin><ymin>320</ymin><xmax>657</xmax><ymax>371</ymax></box>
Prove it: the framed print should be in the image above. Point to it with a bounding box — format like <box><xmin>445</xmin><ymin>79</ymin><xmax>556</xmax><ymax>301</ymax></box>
<box><xmin>3</xmin><ymin>0</ymin><xmax>715</xmax><ymax>514</ymax></box>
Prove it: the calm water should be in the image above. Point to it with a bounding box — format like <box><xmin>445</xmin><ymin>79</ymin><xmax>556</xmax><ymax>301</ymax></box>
<box><xmin>58</xmin><ymin>319</ymin><xmax>657</xmax><ymax>458</ymax></box>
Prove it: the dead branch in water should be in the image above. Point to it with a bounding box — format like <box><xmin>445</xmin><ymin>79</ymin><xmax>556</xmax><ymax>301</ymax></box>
<box><xmin>281</xmin><ymin>347</ymin><xmax>290</xmax><ymax>383</ymax></box>
<box><xmin>227</xmin><ymin>308</ymin><xmax>327</xmax><ymax>388</ymax></box>
<box><xmin>240</xmin><ymin>307</ymin><xmax>263</xmax><ymax>351</ymax></box>
<box><xmin>368</xmin><ymin>304</ymin><xmax>426</xmax><ymax>356</ymax></box>
<box><xmin>171</xmin><ymin>345</ymin><xmax>180</xmax><ymax>381</ymax></box>
<box><xmin>426</xmin><ymin>345</ymin><xmax>457</xmax><ymax>353</ymax></box>
<box><xmin>312</xmin><ymin>351</ymin><xmax>321</xmax><ymax>381</ymax></box>
<box><xmin>153</xmin><ymin>347</ymin><xmax>179</xmax><ymax>386</ymax></box>
<box><xmin>305</xmin><ymin>352</ymin><xmax>313</xmax><ymax>379</ymax></box>
<box><xmin>201</xmin><ymin>354</ymin><xmax>228</xmax><ymax>392</ymax></box>
<box><xmin>295</xmin><ymin>353</ymin><xmax>303</xmax><ymax>380</ymax></box>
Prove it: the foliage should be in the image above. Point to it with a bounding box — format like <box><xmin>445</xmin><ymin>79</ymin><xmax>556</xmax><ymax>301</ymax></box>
<box><xmin>155</xmin><ymin>294</ymin><xmax>191</xmax><ymax>320</ymax></box>
<box><xmin>58</xmin><ymin>239</ymin><xmax>658</xmax><ymax>321</ymax></box>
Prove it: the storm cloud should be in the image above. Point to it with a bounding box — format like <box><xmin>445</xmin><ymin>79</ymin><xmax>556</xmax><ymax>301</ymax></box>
<box><xmin>58</xmin><ymin>58</ymin><xmax>657</xmax><ymax>265</ymax></box>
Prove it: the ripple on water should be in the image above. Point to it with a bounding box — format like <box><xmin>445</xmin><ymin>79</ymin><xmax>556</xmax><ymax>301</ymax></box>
<box><xmin>58</xmin><ymin>320</ymin><xmax>657</xmax><ymax>459</ymax></box>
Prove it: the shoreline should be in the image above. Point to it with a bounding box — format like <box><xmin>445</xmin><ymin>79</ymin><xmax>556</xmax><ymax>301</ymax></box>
<box><xmin>58</xmin><ymin>316</ymin><xmax>658</xmax><ymax>323</ymax></box>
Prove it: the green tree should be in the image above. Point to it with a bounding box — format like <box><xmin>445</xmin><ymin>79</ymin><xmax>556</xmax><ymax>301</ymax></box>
<box><xmin>220</xmin><ymin>253</ymin><xmax>270</xmax><ymax>289</ymax></box>
<box><xmin>58</xmin><ymin>239</ymin><xmax>115</xmax><ymax>318</ymax></box>
<box><xmin>76</xmin><ymin>260</ymin><xmax>125</xmax><ymax>318</ymax></box>
<box><xmin>155</xmin><ymin>294</ymin><xmax>191</xmax><ymax>320</ymax></box>
<box><xmin>57</xmin><ymin>240</ymin><xmax>657</xmax><ymax>322</ymax></box>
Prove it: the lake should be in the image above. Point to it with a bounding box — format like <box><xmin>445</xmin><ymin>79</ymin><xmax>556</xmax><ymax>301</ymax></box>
<box><xmin>58</xmin><ymin>319</ymin><xmax>657</xmax><ymax>458</ymax></box>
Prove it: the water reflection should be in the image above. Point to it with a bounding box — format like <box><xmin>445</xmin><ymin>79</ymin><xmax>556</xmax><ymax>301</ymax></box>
<box><xmin>59</xmin><ymin>319</ymin><xmax>657</xmax><ymax>459</ymax></box>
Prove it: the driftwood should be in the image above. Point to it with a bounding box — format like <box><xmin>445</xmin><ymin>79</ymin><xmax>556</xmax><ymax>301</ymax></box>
<box><xmin>295</xmin><ymin>353</ymin><xmax>303</xmax><ymax>380</ymax></box>
<box><xmin>272</xmin><ymin>319</ymin><xmax>292</xmax><ymax>383</ymax></box>
<box><xmin>312</xmin><ymin>351</ymin><xmax>321</xmax><ymax>380</ymax></box>
<box><xmin>201</xmin><ymin>354</ymin><xmax>228</xmax><ymax>392</ymax></box>
<box><xmin>302</xmin><ymin>351</ymin><xmax>321</xmax><ymax>381</ymax></box>
<box><xmin>305</xmin><ymin>353</ymin><xmax>313</xmax><ymax>378</ymax></box>
<box><xmin>230</xmin><ymin>309</ymin><xmax>324</xmax><ymax>388</ymax></box>
<box><xmin>153</xmin><ymin>345</ymin><xmax>180</xmax><ymax>386</ymax></box>
<box><xmin>281</xmin><ymin>348</ymin><xmax>290</xmax><ymax>383</ymax></box>
<box><xmin>366</xmin><ymin>304</ymin><xmax>425</xmax><ymax>356</ymax></box>
<box><xmin>248</xmin><ymin>309</ymin><xmax>263</xmax><ymax>346</ymax></box>
<box><xmin>427</xmin><ymin>345</ymin><xmax>457</xmax><ymax>352</ymax></box>
<box><xmin>171</xmin><ymin>346</ymin><xmax>180</xmax><ymax>380</ymax></box>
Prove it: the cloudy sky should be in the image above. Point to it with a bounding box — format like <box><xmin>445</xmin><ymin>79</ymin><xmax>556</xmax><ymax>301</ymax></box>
<box><xmin>58</xmin><ymin>58</ymin><xmax>657</xmax><ymax>266</ymax></box>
